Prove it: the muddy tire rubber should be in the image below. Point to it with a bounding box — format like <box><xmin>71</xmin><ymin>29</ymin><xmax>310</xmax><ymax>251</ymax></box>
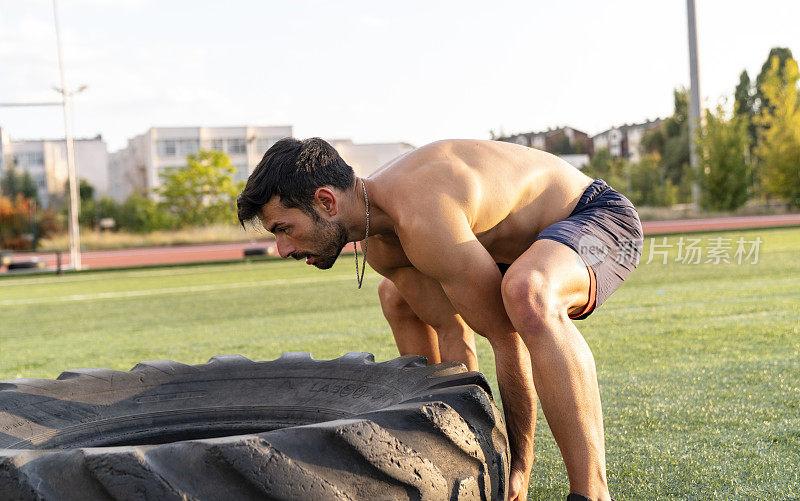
<box><xmin>0</xmin><ymin>353</ymin><xmax>509</xmax><ymax>500</ymax></box>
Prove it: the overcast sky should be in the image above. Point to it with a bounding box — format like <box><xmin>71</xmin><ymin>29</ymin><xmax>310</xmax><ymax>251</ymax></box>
<box><xmin>1</xmin><ymin>0</ymin><xmax>799</xmax><ymax>152</ymax></box>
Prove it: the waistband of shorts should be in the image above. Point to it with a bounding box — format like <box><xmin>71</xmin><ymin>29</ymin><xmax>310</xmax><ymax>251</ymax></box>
<box><xmin>568</xmin><ymin>179</ymin><xmax>612</xmax><ymax>216</ymax></box>
<box><xmin>580</xmin><ymin>179</ymin><xmax>611</xmax><ymax>204</ymax></box>
<box><xmin>569</xmin><ymin>179</ymin><xmax>639</xmax><ymax>221</ymax></box>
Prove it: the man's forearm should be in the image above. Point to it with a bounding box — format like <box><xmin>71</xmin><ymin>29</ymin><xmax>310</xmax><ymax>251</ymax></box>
<box><xmin>492</xmin><ymin>333</ymin><xmax>537</xmax><ymax>476</ymax></box>
<box><xmin>434</xmin><ymin>322</ymin><xmax>478</xmax><ymax>371</ymax></box>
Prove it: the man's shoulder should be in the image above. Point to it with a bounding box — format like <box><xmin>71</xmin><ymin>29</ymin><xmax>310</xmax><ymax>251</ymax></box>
<box><xmin>374</xmin><ymin>141</ymin><xmax>458</xmax><ymax>179</ymax></box>
<box><xmin>371</xmin><ymin>145</ymin><xmax>480</xmax><ymax>222</ymax></box>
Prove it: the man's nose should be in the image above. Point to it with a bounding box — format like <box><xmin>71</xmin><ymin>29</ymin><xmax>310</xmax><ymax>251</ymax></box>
<box><xmin>275</xmin><ymin>239</ymin><xmax>294</xmax><ymax>259</ymax></box>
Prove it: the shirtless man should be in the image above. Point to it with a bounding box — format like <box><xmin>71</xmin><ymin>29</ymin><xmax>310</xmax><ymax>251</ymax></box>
<box><xmin>237</xmin><ymin>138</ymin><xmax>642</xmax><ymax>501</ymax></box>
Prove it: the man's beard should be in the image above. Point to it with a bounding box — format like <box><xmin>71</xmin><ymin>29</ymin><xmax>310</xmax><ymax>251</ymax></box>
<box><xmin>310</xmin><ymin>218</ymin><xmax>349</xmax><ymax>270</ymax></box>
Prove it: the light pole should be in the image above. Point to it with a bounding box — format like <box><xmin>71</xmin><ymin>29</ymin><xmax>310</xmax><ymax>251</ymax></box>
<box><xmin>53</xmin><ymin>0</ymin><xmax>82</xmax><ymax>270</ymax></box>
<box><xmin>686</xmin><ymin>0</ymin><xmax>702</xmax><ymax>209</ymax></box>
<box><xmin>0</xmin><ymin>85</ymin><xmax>86</xmax><ymax>272</ymax></box>
<box><xmin>0</xmin><ymin>2</ymin><xmax>86</xmax><ymax>270</ymax></box>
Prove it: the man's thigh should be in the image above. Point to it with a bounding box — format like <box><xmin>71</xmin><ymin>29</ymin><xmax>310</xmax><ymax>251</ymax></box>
<box><xmin>501</xmin><ymin>238</ymin><xmax>593</xmax><ymax>318</ymax></box>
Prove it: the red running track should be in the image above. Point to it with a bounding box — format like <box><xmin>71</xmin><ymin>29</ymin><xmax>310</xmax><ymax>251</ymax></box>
<box><xmin>4</xmin><ymin>214</ymin><xmax>799</xmax><ymax>272</ymax></box>
<box><xmin>4</xmin><ymin>241</ymin><xmax>357</xmax><ymax>271</ymax></box>
<box><xmin>640</xmin><ymin>213</ymin><xmax>800</xmax><ymax>234</ymax></box>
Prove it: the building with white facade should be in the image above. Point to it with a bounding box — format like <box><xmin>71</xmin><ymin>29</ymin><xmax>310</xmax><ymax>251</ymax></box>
<box><xmin>108</xmin><ymin>125</ymin><xmax>293</xmax><ymax>201</ymax></box>
<box><xmin>108</xmin><ymin>127</ymin><xmax>415</xmax><ymax>201</ymax></box>
<box><xmin>327</xmin><ymin>139</ymin><xmax>415</xmax><ymax>178</ymax></box>
<box><xmin>0</xmin><ymin>127</ymin><xmax>108</xmax><ymax>207</ymax></box>
<box><xmin>592</xmin><ymin>119</ymin><xmax>662</xmax><ymax>163</ymax></box>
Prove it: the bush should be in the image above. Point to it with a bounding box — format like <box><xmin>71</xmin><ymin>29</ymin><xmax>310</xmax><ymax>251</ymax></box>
<box><xmin>0</xmin><ymin>195</ymin><xmax>62</xmax><ymax>250</ymax></box>
<box><xmin>697</xmin><ymin>103</ymin><xmax>751</xmax><ymax>211</ymax></box>
<box><xmin>79</xmin><ymin>196</ymin><xmax>120</xmax><ymax>228</ymax></box>
<box><xmin>627</xmin><ymin>154</ymin><xmax>679</xmax><ymax>207</ymax></box>
<box><xmin>582</xmin><ymin>148</ymin><xmax>628</xmax><ymax>194</ymax></box>
<box><xmin>118</xmin><ymin>194</ymin><xmax>175</xmax><ymax>233</ymax></box>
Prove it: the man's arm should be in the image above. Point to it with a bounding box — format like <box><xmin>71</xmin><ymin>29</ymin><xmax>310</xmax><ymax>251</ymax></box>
<box><xmin>394</xmin><ymin>197</ymin><xmax>537</xmax><ymax>499</ymax></box>
<box><xmin>384</xmin><ymin>266</ymin><xmax>478</xmax><ymax>370</ymax></box>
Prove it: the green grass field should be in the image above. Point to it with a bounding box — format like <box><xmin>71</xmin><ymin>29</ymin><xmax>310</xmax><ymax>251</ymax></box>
<box><xmin>1</xmin><ymin>227</ymin><xmax>798</xmax><ymax>499</ymax></box>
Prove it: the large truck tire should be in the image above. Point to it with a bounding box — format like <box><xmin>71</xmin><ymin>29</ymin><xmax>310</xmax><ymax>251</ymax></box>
<box><xmin>0</xmin><ymin>353</ymin><xmax>509</xmax><ymax>500</ymax></box>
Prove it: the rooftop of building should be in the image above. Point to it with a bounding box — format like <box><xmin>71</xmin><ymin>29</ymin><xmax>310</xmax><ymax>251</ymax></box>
<box><xmin>2</xmin><ymin>133</ymin><xmax>105</xmax><ymax>144</ymax></box>
<box><xmin>497</xmin><ymin>125</ymin><xmax>590</xmax><ymax>141</ymax></box>
<box><xmin>592</xmin><ymin>118</ymin><xmax>664</xmax><ymax>137</ymax></box>
<box><xmin>144</xmin><ymin>124</ymin><xmax>293</xmax><ymax>131</ymax></box>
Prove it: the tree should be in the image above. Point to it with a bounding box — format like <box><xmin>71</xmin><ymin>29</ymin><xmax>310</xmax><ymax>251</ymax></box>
<box><xmin>661</xmin><ymin>89</ymin><xmax>691</xmax><ymax>189</ymax></box>
<box><xmin>733</xmin><ymin>48</ymin><xmax>795</xmax><ymax>199</ymax></box>
<box><xmin>626</xmin><ymin>154</ymin><xmax>678</xmax><ymax>207</ymax></box>
<box><xmin>1</xmin><ymin>168</ymin><xmax>18</xmax><ymax>197</ymax></box>
<box><xmin>79</xmin><ymin>196</ymin><xmax>123</xmax><ymax>229</ymax></box>
<box><xmin>0</xmin><ymin>194</ymin><xmax>61</xmax><ymax>250</ymax></box>
<box><xmin>118</xmin><ymin>193</ymin><xmax>174</xmax><ymax>232</ymax></box>
<box><xmin>755</xmin><ymin>47</ymin><xmax>794</xmax><ymax>115</ymax></box>
<box><xmin>1</xmin><ymin>166</ymin><xmax>39</xmax><ymax>203</ymax></box>
<box><xmin>735</xmin><ymin>70</ymin><xmax>756</xmax><ymax>117</ymax></box>
<box><xmin>79</xmin><ymin>179</ymin><xmax>95</xmax><ymax>201</ymax></box>
<box><xmin>157</xmin><ymin>149</ymin><xmax>241</xmax><ymax>227</ymax></box>
<box><xmin>697</xmin><ymin>102</ymin><xmax>751</xmax><ymax>210</ymax></box>
<box><xmin>20</xmin><ymin>172</ymin><xmax>38</xmax><ymax>201</ymax></box>
<box><xmin>641</xmin><ymin>88</ymin><xmax>692</xmax><ymax>201</ymax></box>
<box><xmin>584</xmin><ymin>148</ymin><xmax>614</xmax><ymax>178</ymax></box>
<box><xmin>734</xmin><ymin>70</ymin><xmax>759</xmax><ymax>150</ymax></box>
<box><xmin>756</xmin><ymin>56</ymin><xmax>800</xmax><ymax>207</ymax></box>
<box><xmin>64</xmin><ymin>178</ymin><xmax>95</xmax><ymax>201</ymax></box>
<box><xmin>582</xmin><ymin>148</ymin><xmax>627</xmax><ymax>193</ymax></box>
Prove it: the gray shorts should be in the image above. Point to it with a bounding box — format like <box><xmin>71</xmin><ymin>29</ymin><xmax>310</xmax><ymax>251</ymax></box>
<box><xmin>498</xmin><ymin>179</ymin><xmax>643</xmax><ymax>319</ymax></box>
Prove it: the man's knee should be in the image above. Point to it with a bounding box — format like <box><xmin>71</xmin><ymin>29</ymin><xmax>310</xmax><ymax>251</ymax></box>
<box><xmin>501</xmin><ymin>269</ymin><xmax>566</xmax><ymax>330</ymax></box>
<box><xmin>378</xmin><ymin>278</ymin><xmax>416</xmax><ymax>321</ymax></box>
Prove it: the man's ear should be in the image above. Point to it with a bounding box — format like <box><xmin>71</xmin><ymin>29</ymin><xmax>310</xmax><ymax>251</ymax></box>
<box><xmin>314</xmin><ymin>187</ymin><xmax>338</xmax><ymax>216</ymax></box>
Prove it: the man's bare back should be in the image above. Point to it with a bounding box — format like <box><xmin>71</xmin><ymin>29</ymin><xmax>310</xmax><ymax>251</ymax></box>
<box><xmin>365</xmin><ymin>139</ymin><xmax>594</xmax><ymax>270</ymax></box>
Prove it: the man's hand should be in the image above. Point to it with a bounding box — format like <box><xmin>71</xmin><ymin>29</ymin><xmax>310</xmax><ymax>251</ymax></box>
<box><xmin>508</xmin><ymin>467</ymin><xmax>531</xmax><ymax>501</ymax></box>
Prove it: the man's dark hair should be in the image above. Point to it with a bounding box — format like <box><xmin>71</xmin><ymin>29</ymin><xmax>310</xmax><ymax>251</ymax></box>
<box><xmin>237</xmin><ymin>137</ymin><xmax>355</xmax><ymax>228</ymax></box>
